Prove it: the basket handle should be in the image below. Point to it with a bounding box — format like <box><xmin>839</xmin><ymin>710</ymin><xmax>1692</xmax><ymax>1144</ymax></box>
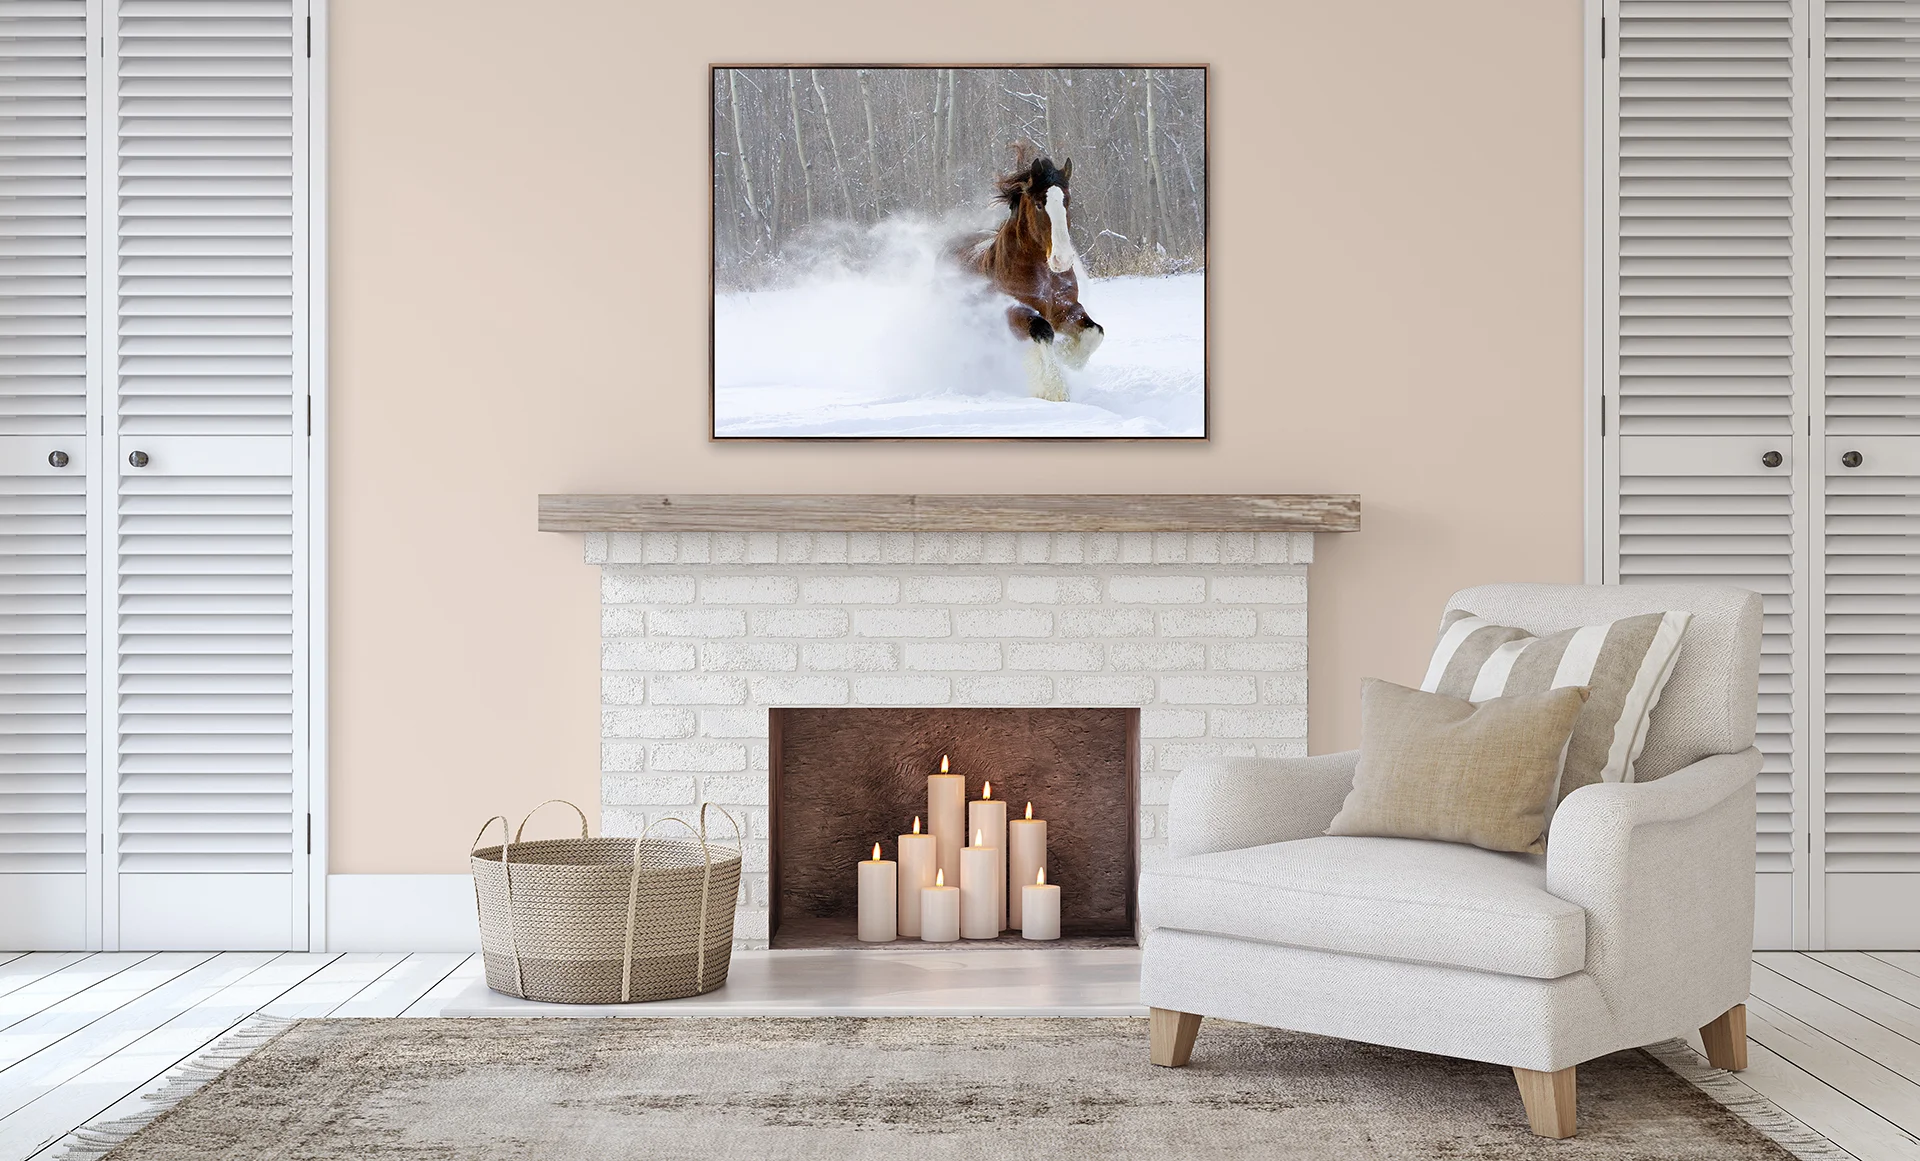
<box><xmin>468</xmin><ymin>815</ymin><xmax>526</xmax><ymax>999</ymax></box>
<box><xmin>622</xmin><ymin>804</ymin><xmax>737</xmax><ymax>1003</ymax></box>
<box><xmin>514</xmin><ymin>799</ymin><xmax>590</xmax><ymax>844</ymax></box>
<box><xmin>470</xmin><ymin>815</ymin><xmax>511</xmax><ymax>859</ymax></box>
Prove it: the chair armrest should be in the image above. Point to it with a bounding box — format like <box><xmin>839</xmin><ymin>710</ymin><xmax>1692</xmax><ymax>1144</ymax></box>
<box><xmin>1544</xmin><ymin>748</ymin><xmax>1761</xmax><ymax>1043</ymax></box>
<box><xmin>1167</xmin><ymin>751</ymin><xmax>1359</xmax><ymax>857</ymax></box>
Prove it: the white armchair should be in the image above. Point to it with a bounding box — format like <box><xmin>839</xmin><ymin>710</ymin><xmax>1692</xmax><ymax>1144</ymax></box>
<box><xmin>1139</xmin><ymin>583</ymin><xmax>1763</xmax><ymax>1139</ymax></box>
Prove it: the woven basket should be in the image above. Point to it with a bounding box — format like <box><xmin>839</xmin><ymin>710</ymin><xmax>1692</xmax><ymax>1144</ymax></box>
<box><xmin>470</xmin><ymin>800</ymin><xmax>741</xmax><ymax>1004</ymax></box>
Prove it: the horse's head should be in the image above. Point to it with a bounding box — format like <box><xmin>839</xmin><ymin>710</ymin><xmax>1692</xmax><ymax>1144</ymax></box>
<box><xmin>996</xmin><ymin>154</ymin><xmax>1079</xmax><ymax>276</ymax></box>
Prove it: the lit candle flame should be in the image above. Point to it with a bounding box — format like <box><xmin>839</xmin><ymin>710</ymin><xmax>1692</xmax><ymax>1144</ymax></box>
<box><xmin>940</xmin><ymin>754</ymin><xmax>949</xmax><ymax>774</ymax></box>
<box><xmin>1038</xmin><ymin>866</ymin><xmax>1047</xmax><ymax>886</ymax></box>
<box><xmin>872</xmin><ymin>842</ymin><xmax>882</xmax><ymax>861</ymax></box>
<box><xmin>983</xmin><ymin>780</ymin><xmax>992</xmax><ymax>800</ymax></box>
<box><xmin>1025</xmin><ymin>801</ymin><xmax>1033</xmax><ymax>820</ymax></box>
<box><xmin>936</xmin><ymin>868</ymin><xmax>945</xmax><ymax>887</ymax></box>
<box><xmin>974</xmin><ymin>829</ymin><xmax>984</xmax><ymax>847</ymax></box>
<box><xmin>912</xmin><ymin>816</ymin><xmax>921</xmax><ymax>834</ymax></box>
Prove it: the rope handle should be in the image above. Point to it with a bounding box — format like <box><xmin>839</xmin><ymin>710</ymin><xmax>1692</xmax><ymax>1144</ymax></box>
<box><xmin>468</xmin><ymin>814</ymin><xmax>525</xmax><ymax>998</ymax></box>
<box><xmin>621</xmin><ymin>803</ymin><xmax>740</xmax><ymax>1002</ymax></box>
<box><xmin>470</xmin><ymin>815</ymin><xmax>512</xmax><ymax>859</ymax></box>
<box><xmin>514</xmin><ymin>799</ymin><xmax>590</xmax><ymax>843</ymax></box>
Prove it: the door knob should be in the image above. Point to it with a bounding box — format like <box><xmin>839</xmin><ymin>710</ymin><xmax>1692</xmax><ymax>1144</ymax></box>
<box><xmin>1841</xmin><ymin>450</ymin><xmax>1864</xmax><ymax>468</ymax></box>
<box><xmin>47</xmin><ymin>450</ymin><xmax>68</xmax><ymax>468</ymax></box>
<box><xmin>1761</xmin><ymin>450</ymin><xmax>1783</xmax><ymax>468</ymax></box>
<box><xmin>128</xmin><ymin>450</ymin><xmax>149</xmax><ymax>468</ymax></box>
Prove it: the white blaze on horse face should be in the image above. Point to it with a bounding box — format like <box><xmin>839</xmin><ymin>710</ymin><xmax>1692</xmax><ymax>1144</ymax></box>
<box><xmin>1044</xmin><ymin>186</ymin><xmax>1077</xmax><ymax>275</ymax></box>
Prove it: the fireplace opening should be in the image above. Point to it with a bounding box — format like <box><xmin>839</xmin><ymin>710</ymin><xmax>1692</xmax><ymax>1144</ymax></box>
<box><xmin>768</xmin><ymin>707</ymin><xmax>1139</xmax><ymax>949</ymax></box>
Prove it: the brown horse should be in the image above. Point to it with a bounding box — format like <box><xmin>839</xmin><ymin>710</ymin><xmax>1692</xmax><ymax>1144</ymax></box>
<box><xmin>956</xmin><ymin>151</ymin><xmax>1104</xmax><ymax>401</ymax></box>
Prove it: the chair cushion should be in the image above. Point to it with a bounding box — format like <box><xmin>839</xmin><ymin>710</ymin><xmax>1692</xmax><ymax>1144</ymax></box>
<box><xmin>1139</xmin><ymin>835</ymin><xmax>1587</xmax><ymax>979</ymax></box>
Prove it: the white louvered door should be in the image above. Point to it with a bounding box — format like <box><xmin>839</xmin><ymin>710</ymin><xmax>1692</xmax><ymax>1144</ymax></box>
<box><xmin>1817</xmin><ymin>0</ymin><xmax>1920</xmax><ymax>948</ymax></box>
<box><xmin>0</xmin><ymin>0</ymin><xmax>96</xmax><ymax>949</ymax></box>
<box><xmin>1602</xmin><ymin>0</ymin><xmax>1810</xmax><ymax>949</ymax></box>
<box><xmin>102</xmin><ymin>0</ymin><xmax>307</xmax><ymax>950</ymax></box>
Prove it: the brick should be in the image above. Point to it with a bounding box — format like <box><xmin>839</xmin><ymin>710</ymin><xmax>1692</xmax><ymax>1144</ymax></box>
<box><xmin>701</xmin><ymin>708</ymin><xmax>771</xmax><ymax>738</ymax></box>
<box><xmin>602</xmin><ymin>774</ymin><xmax>696</xmax><ymax>806</ymax></box>
<box><xmin>1160</xmin><ymin>608</ymin><xmax>1259</xmax><ymax>638</ymax></box>
<box><xmin>915</xmin><ymin>533</ymin><xmax>984</xmax><ymax>564</ymax></box>
<box><xmin>601</xmin><ymin>573</ymin><xmax>695</xmax><ymax>604</ymax></box>
<box><xmin>1109</xmin><ymin>641</ymin><xmax>1208</xmax><ymax>671</ymax></box>
<box><xmin>1257</xmin><ymin>532</ymin><xmax>1291</xmax><ymax>564</ymax></box>
<box><xmin>1262</xmin><ymin>674</ymin><xmax>1308</xmax><ymax>704</ymax></box>
<box><xmin>699</xmin><ymin>575</ymin><xmax>798</xmax><ymax>605</ymax></box>
<box><xmin>1138</xmin><ymin>809</ymin><xmax>1160</xmax><ymax>840</ymax></box>
<box><xmin>750</xmin><ymin>608</ymin><xmax>850</xmax><ymax>638</ymax></box>
<box><xmin>583</xmin><ymin>533</ymin><xmax>609</xmax><ymax>564</ymax></box>
<box><xmin>645</xmin><ymin>532</ymin><xmax>682</xmax><ymax>563</ymax></box>
<box><xmin>905</xmin><ymin>575</ymin><xmax>1002</xmax><ymax>604</ymax></box>
<box><xmin>779</xmin><ymin>533</ymin><xmax>814</xmax><ymax>562</ymax></box>
<box><xmin>852</xmin><ymin>675</ymin><xmax>953</xmax><ymax>705</ymax></box>
<box><xmin>1005</xmin><ymin>575</ymin><xmax>1102</xmax><ymax>605</ymax></box>
<box><xmin>601</xmin><ymin>607</ymin><xmax>647</xmax><ymax>636</ymax></box>
<box><xmin>1188</xmin><ymin>533</ymin><xmax>1223</xmax><ymax>563</ymax></box>
<box><xmin>854</xmin><ymin>608</ymin><xmax>951</xmax><ymax>638</ymax></box>
<box><xmin>1052</xmin><ymin>533</ymin><xmax>1086</xmax><ymax>563</ymax></box>
<box><xmin>1157</xmin><ymin>741</ymin><xmax>1260</xmax><ymax>767</ymax></box>
<box><xmin>1058</xmin><ymin>674</ymin><xmax>1155</xmax><ymax>705</ymax></box>
<box><xmin>811</xmin><ymin>532</ymin><xmax>849</xmax><ymax>563</ymax></box>
<box><xmin>1218</xmin><ymin>642</ymin><xmax>1308</xmax><ymax>671</ymax></box>
<box><xmin>1140</xmin><ymin>775</ymin><xmax>1177</xmax><ymax>806</ymax></box>
<box><xmin>601</xmin><ymin>673</ymin><xmax>646</xmax><ymax>705</ymax></box>
<box><xmin>982</xmin><ymin>532</ymin><xmax>1018</xmax><ymax>563</ymax></box>
<box><xmin>649</xmin><ymin>742</ymin><xmax>748</xmax><ymax>772</ymax></box>
<box><xmin>1222</xmin><ymin>532</ymin><xmax>1257</xmax><ymax>564</ymax></box>
<box><xmin>600</xmin><ymin>807</ymin><xmax>646</xmax><ymax>837</ymax></box>
<box><xmin>1017</xmin><ymin>532</ymin><xmax>1053</xmax><ymax>563</ymax></box>
<box><xmin>804</xmin><ymin>642</ymin><xmax>899</xmax><ymax>672</ymax></box>
<box><xmin>953</xmin><ymin>608</ymin><xmax>1053</xmax><ymax>638</ymax></box>
<box><xmin>752</xmin><ymin>675</ymin><xmax>851</xmax><ymax>705</ymax></box>
<box><xmin>906</xmin><ymin>642</ymin><xmax>1002</xmax><ymax>671</ymax></box>
<box><xmin>1153</xmin><ymin>533</ymin><xmax>1189</xmax><ymax>563</ymax></box>
<box><xmin>1211</xmin><ymin>575</ymin><xmax>1308</xmax><ymax>605</ymax></box>
<box><xmin>1212</xmin><ymin>708</ymin><xmax>1309</xmax><ymax>738</ymax></box>
<box><xmin>1159</xmin><ymin>675</ymin><xmax>1259</xmax><ymax>705</ymax></box>
<box><xmin>1292</xmin><ymin>532</ymin><xmax>1315</xmax><ymax>564</ymax></box>
<box><xmin>739</xmin><ymin>841</ymin><xmax>771</xmax><ymax>874</ymax></box>
<box><xmin>701</xmin><ymin>774</ymin><xmax>770</xmax><ymax>805</ymax></box>
<box><xmin>1059</xmin><ymin>608</ymin><xmax>1155</xmax><ymax>638</ymax></box>
<box><xmin>1108</xmin><ymin>575</ymin><xmax>1207</xmax><ymax>604</ymax></box>
<box><xmin>744</xmin><ymin>532</ymin><xmax>779</xmax><ymax>562</ymax></box>
<box><xmin>1120</xmin><ymin>532</ymin><xmax>1154</xmax><ymax>563</ymax></box>
<box><xmin>955</xmin><ymin>675</ymin><xmax>1054</xmax><ymax>705</ymax></box>
<box><xmin>1258</xmin><ymin>609</ymin><xmax>1309</xmax><ymax>637</ymax></box>
<box><xmin>1140</xmin><ymin>708</ymin><xmax>1208</xmax><ymax>738</ymax></box>
<box><xmin>677</xmin><ymin>533</ymin><xmax>713</xmax><ymax>563</ymax></box>
<box><xmin>1087</xmin><ymin>533</ymin><xmax>1121</xmax><ymax>563</ymax></box>
<box><xmin>847</xmin><ymin>533</ymin><xmax>884</xmax><ymax>563</ymax></box>
<box><xmin>601</xmin><ymin>707</ymin><xmax>696</xmax><ymax>739</ymax></box>
<box><xmin>882</xmin><ymin>532</ymin><xmax>915</xmax><ymax>563</ymax></box>
<box><xmin>709</xmin><ymin>534</ymin><xmax>747</xmax><ymax>563</ymax></box>
<box><xmin>1005</xmin><ymin>642</ymin><xmax>1102</xmax><ymax>672</ymax></box>
<box><xmin>801</xmin><ymin>575</ymin><xmax>900</xmax><ymax>604</ymax></box>
<box><xmin>648</xmin><ymin>608</ymin><xmax>748</xmax><ymax>638</ymax></box>
<box><xmin>600</xmin><ymin>742</ymin><xmax>646</xmax><ymax>772</ymax></box>
<box><xmin>600</xmin><ymin>640</ymin><xmax>696</xmax><ymax>671</ymax></box>
<box><xmin>649</xmin><ymin>674</ymin><xmax>749</xmax><ymax>705</ymax></box>
<box><xmin>699</xmin><ymin>641</ymin><xmax>799</xmax><ymax>672</ymax></box>
<box><xmin>1257</xmin><ymin>740</ymin><xmax>1311</xmax><ymax>759</ymax></box>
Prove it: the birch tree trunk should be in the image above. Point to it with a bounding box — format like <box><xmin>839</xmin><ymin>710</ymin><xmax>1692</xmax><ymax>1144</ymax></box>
<box><xmin>1144</xmin><ymin>69</ymin><xmax>1175</xmax><ymax>254</ymax></box>
<box><xmin>787</xmin><ymin>70</ymin><xmax>814</xmax><ymax>225</ymax></box>
<box><xmin>811</xmin><ymin>68</ymin><xmax>853</xmax><ymax>218</ymax></box>
<box><xmin>858</xmin><ymin>68</ymin><xmax>882</xmax><ymax>220</ymax></box>
<box><xmin>726</xmin><ymin>69</ymin><xmax>764</xmax><ymax>248</ymax></box>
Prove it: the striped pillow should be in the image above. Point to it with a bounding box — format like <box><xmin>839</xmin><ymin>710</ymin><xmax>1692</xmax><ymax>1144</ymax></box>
<box><xmin>1419</xmin><ymin>609</ymin><xmax>1692</xmax><ymax>795</ymax></box>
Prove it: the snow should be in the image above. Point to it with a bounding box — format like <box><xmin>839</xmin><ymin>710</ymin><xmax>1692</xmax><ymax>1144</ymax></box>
<box><xmin>713</xmin><ymin>231</ymin><xmax>1205</xmax><ymax>438</ymax></box>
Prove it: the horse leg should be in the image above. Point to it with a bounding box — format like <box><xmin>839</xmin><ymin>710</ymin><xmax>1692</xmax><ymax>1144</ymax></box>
<box><xmin>1054</xmin><ymin>307</ymin><xmax>1105</xmax><ymax>371</ymax></box>
<box><xmin>1006</xmin><ymin>305</ymin><xmax>1068</xmax><ymax>402</ymax></box>
<box><xmin>1006</xmin><ymin>303</ymin><xmax>1054</xmax><ymax>344</ymax></box>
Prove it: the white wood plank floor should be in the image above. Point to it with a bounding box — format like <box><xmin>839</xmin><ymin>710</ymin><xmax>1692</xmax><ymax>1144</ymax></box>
<box><xmin>0</xmin><ymin>951</ymin><xmax>1912</xmax><ymax>1160</ymax></box>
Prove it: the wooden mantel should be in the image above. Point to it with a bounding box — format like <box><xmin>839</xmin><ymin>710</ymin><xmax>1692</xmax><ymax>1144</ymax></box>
<box><xmin>538</xmin><ymin>494</ymin><xmax>1360</xmax><ymax>534</ymax></box>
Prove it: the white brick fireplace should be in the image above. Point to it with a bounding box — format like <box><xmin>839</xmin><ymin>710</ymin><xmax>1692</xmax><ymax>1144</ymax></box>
<box><xmin>585</xmin><ymin>528</ymin><xmax>1319</xmax><ymax>949</ymax></box>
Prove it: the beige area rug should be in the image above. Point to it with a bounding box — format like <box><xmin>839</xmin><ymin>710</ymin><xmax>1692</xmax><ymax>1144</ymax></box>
<box><xmin>65</xmin><ymin>1018</ymin><xmax>1843</xmax><ymax>1160</ymax></box>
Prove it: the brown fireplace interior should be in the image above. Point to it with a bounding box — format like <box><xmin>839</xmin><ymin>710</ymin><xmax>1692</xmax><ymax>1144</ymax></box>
<box><xmin>769</xmin><ymin>707</ymin><xmax>1139</xmax><ymax>949</ymax></box>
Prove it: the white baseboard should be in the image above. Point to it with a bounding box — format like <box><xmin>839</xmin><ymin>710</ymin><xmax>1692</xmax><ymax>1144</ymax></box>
<box><xmin>326</xmin><ymin>874</ymin><xmax>479</xmax><ymax>952</ymax></box>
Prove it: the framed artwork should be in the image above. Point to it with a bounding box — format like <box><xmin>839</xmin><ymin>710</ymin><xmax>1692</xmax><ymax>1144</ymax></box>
<box><xmin>711</xmin><ymin>66</ymin><xmax>1208</xmax><ymax>441</ymax></box>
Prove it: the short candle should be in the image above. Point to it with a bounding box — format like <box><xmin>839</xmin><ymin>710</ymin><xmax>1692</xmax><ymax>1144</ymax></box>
<box><xmin>857</xmin><ymin>842</ymin><xmax>897</xmax><ymax>943</ymax></box>
<box><xmin>920</xmin><ymin>867</ymin><xmax>960</xmax><ymax>942</ymax></box>
<box><xmin>1021</xmin><ymin>866</ymin><xmax>1061</xmax><ymax>941</ymax></box>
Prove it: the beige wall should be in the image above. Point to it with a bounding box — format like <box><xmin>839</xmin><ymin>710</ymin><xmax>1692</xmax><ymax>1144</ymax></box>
<box><xmin>329</xmin><ymin>0</ymin><xmax>1585</xmax><ymax>873</ymax></box>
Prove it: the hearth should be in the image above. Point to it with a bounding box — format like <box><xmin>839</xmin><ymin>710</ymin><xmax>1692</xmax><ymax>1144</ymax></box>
<box><xmin>769</xmin><ymin>707</ymin><xmax>1138</xmax><ymax>949</ymax></box>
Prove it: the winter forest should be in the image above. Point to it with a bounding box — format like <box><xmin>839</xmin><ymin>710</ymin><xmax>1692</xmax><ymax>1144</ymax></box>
<box><xmin>712</xmin><ymin>67</ymin><xmax>1207</xmax><ymax>289</ymax></box>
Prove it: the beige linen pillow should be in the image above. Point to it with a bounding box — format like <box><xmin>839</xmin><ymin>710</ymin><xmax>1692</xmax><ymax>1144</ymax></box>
<box><xmin>1327</xmin><ymin>678</ymin><xmax>1591</xmax><ymax>855</ymax></box>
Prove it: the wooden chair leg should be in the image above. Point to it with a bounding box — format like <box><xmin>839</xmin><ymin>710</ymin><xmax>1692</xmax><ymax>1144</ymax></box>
<box><xmin>1513</xmin><ymin>1065</ymin><xmax>1577</xmax><ymax>1139</ymax></box>
<box><xmin>1149</xmin><ymin>1008</ymin><xmax>1203</xmax><ymax>1068</ymax></box>
<box><xmin>1700</xmin><ymin>1003</ymin><xmax>1748</xmax><ymax>1071</ymax></box>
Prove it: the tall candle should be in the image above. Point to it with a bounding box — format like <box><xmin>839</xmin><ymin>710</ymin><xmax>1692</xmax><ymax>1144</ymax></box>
<box><xmin>968</xmin><ymin>781</ymin><xmax>1009</xmax><ymax>930</ymax></box>
<box><xmin>927</xmin><ymin>754</ymin><xmax>966</xmax><ymax>890</ymax></box>
<box><xmin>896</xmin><ymin>816</ymin><xmax>937</xmax><ymax>938</ymax></box>
<box><xmin>960</xmin><ymin>829</ymin><xmax>999</xmax><ymax>940</ymax></box>
<box><xmin>1008</xmin><ymin>802</ymin><xmax>1047</xmax><ymax>930</ymax></box>
<box><xmin>857</xmin><ymin>843</ymin><xmax>897</xmax><ymax>943</ymax></box>
<box><xmin>1022</xmin><ymin>866</ymin><xmax>1061</xmax><ymax>941</ymax></box>
<box><xmin>920</xmin><ymin>868</ymin><xmax>959</xmax><ymax>942</ymax></box>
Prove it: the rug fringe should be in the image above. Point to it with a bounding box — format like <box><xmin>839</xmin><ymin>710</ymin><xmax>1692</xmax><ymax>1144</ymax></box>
<box><xmin>50</xmin><ymin>1015</ymin><xmax>298</xmax><ymax>1161</ymax></box>
<box><xmin>1643</xmin><ymin>1038</ymin><xmax>1855</xmax><ymax>1161</ymax></box>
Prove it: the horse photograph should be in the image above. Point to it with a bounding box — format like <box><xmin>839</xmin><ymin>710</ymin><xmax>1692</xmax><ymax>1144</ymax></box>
<box><xmin>711</xmin><ymin>66</ymin><xmax>1206</xmax><ymax>440</ymax></box>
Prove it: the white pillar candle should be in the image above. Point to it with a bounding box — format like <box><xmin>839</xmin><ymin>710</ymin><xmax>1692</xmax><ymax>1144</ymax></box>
<box><xmin>1008</xmin><ymin>803</ymin><xmax>1047</xmax><ymax>930</ymax></box>
<box><xmin>1021</xmin><ymin>866</ymin><xmax>1061</xmax><ymax>941</ymax></box>
<box><xmin>960</xmin><ymin>830</ymin><xmax>1000</xmax><ymax>940</ymax></box>
<box><xmin>968</xmin><ymin>782</ymin><xmax>1009</xmax><ymax>931</ymax></box>
<box><xmin>896</xmin><ymin>817</ymin><xmax>937</xmax><ymax>938</ymax></box>
<box><xmin>857</xmin><ymin>843</ymin><xmax>897</xmax><ymax>943</ymax></box>
<box><xmin>920</xmin><ymin>868</ymin><xmax>960</xmax><ymax>942</ymax></box>
<box><xmin>928</xmin><ymin>755</ymin><xmax>966</xmax><ymax>891</ymax></box>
